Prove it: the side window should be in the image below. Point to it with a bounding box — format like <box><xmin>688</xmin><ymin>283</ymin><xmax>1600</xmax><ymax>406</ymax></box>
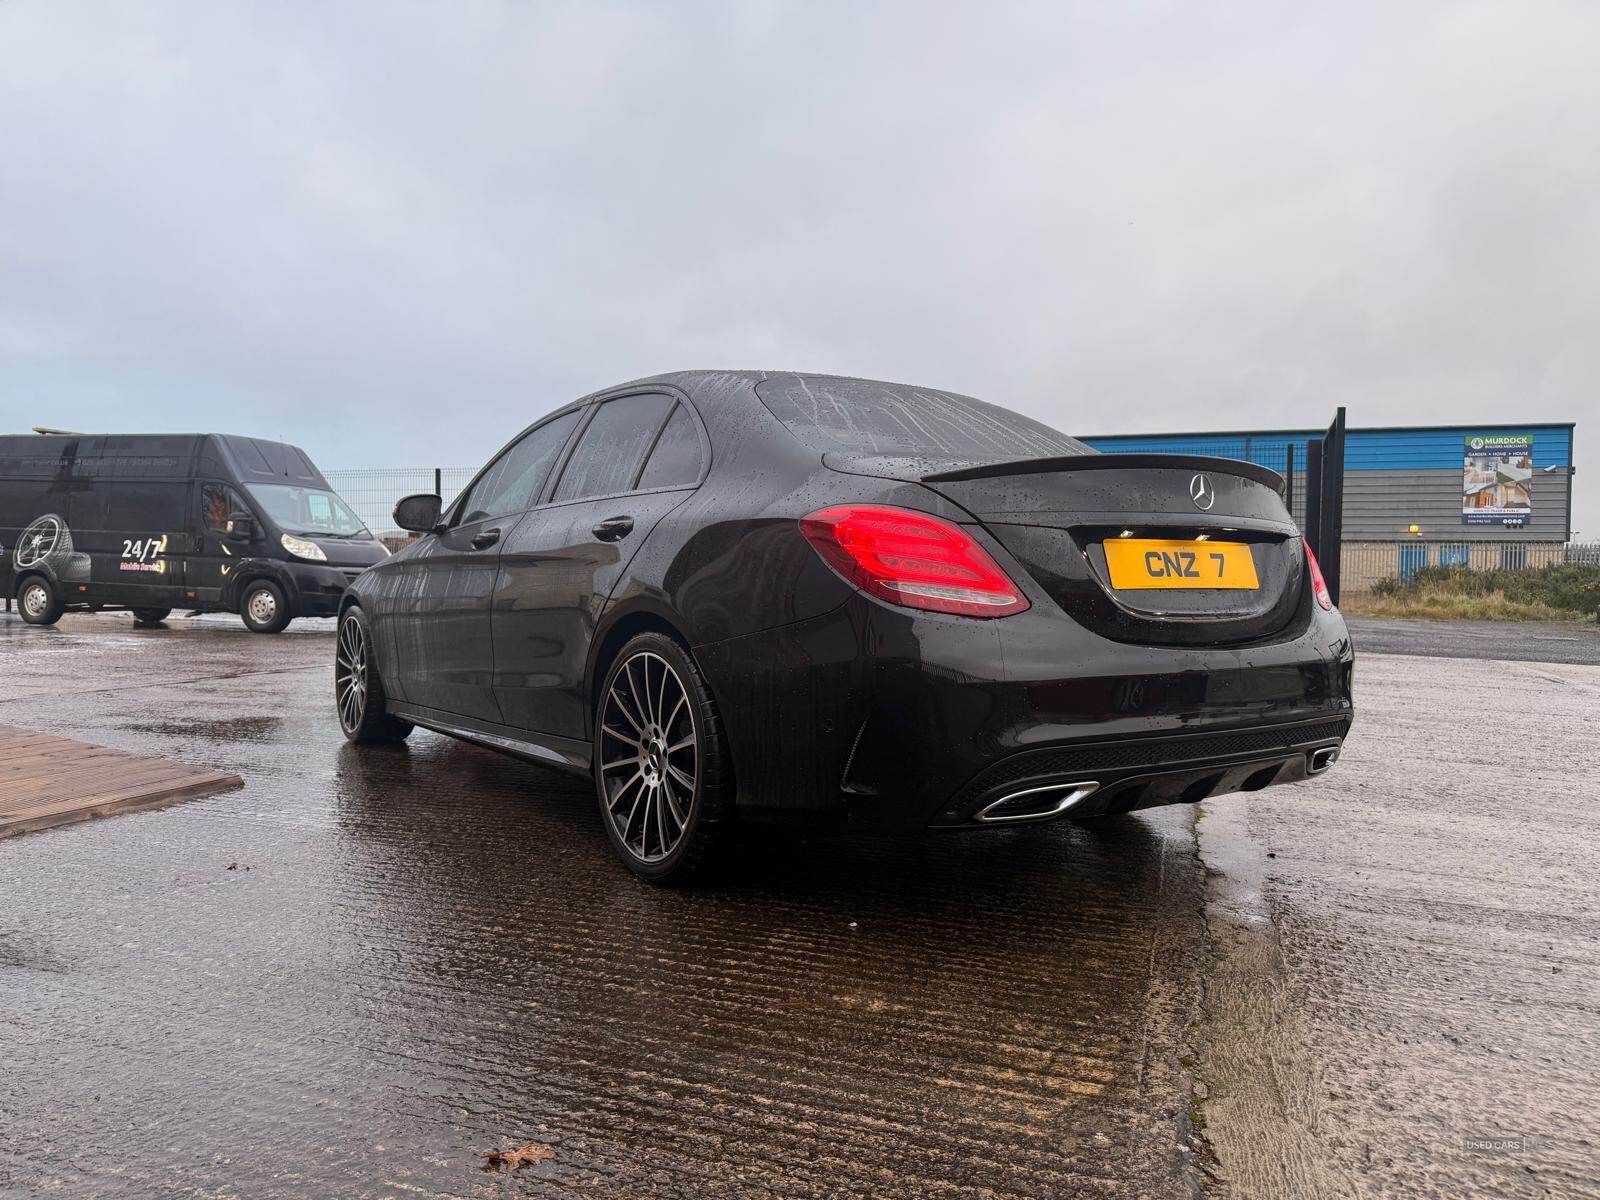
<box><xmin>637</xmin><ymin>405</ymin><xmax>704</xmax><ymax>490</ymax></box>
<box><xmin>552</xmin><ymin>394</ymin><xmax>674</xmax><ymax>502</ymax></box>
<box><xmin>202</xmin><ymin>484</ymin><xmax>247</xmax><ymax>533</ymax></box>
<box><xmin>457</xmin><ymin>409</ymin><xmax>580</xmax><ymax>524</ymax></box>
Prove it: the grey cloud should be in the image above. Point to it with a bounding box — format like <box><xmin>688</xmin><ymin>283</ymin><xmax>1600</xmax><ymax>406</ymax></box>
<box><xmin>2</xmin><ymin>0</ymin><xmax>1595</xmax><ymax>531</ymax></box>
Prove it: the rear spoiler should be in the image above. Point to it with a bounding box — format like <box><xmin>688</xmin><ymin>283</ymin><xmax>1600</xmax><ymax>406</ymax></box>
<box><xmin>922</xmin><ymin>453</ymin><xmax>1286</xmax><ymax>493</ymax></box>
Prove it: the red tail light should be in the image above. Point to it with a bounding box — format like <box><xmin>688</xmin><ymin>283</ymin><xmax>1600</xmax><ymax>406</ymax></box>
<box><xmin>1305</xmin><ymin>539</ymin><xmax>1334</xmax><ymax>611</ymax></box>
<box><xmin>800</xmin><ymin>505</ymin><xmax>1029</xmax><ymax>618</ymax></box>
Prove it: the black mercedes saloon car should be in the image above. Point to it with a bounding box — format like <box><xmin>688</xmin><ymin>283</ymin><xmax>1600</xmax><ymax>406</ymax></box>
<box><xmin>335</xmin><ymin>371</ymin><xmax>1354</xmax><ymax>881</ymax></box>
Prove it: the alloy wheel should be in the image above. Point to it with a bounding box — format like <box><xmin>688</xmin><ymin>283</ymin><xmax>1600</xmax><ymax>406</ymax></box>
<box><xmin>15</xmin><ymin>515</ymin><xmax>70</xmax><ymax>569</ymax></box>
<box><xmin>599</xmin><ymin>651</ymin><xmax>698</xmax><ymax>864</ymax></box>
<box><xmin>335</xmin><ymin>615</ymin><xmax>368</xmax><ymax>731</ymax></box>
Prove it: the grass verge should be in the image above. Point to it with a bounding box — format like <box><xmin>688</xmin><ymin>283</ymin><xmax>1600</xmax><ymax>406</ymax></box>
<box><xmin>1342</xmin><ymin>591</ymin><xmax>1588</xmax><ymax>621</ymax></box>
<box><xmin>1343</xmin><ymin>563</ymin><xmax>1600</xmax><ymax>622</ymax></box>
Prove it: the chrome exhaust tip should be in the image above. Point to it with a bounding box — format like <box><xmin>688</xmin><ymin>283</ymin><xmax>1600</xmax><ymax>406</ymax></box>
<box><xmin>976</xmin><ymin>781</ymin><xmax>1100</xmax><ymax>824</ymax></box>
<box><xmin>1307</xmin><ymin>745</ymin><xmax>1340</xmax><ymax>774</ymax></box>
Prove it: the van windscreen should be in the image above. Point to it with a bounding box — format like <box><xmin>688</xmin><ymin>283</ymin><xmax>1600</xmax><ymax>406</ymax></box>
<box><xmin>247</xmin><ymin>485</ymin><xmax>369</xmax><ymax>537</ymax></box>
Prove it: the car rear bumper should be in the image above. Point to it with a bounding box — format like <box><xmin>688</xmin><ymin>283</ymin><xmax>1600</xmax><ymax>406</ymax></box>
<box><xmin>926</xmin><ymin>715</ymin><xmax>1349</xmax><ymax>827</ymax></box>
<box><xmin>695</xmin><ymin>593</ymin><xmax>1355</xmax><ymax>833</ymax></box>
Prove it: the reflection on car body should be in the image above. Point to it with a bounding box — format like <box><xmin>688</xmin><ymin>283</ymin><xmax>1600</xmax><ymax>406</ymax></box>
<box><xmin>335</xmin><ymin>371</ymin><xmax>1355</xmax><ymax>882</ymax></box>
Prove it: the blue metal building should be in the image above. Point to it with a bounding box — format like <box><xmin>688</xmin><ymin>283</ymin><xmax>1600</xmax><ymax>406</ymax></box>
<box><xmin>1082</xmin><ymin>423</ymin><xmax>1576</xmax><ymax>545</ymax></box>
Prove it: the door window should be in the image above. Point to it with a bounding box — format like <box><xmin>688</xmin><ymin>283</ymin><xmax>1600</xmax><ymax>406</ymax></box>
<box><xmin>637</xmin><ymin>405</ymin><xmax>704</xmax><ymax>490</ymax></box>
<box><xmin>457</xmin><ymin>409</ymin><xmax>581</xmax><ymax>524</ymax></box>
<box><xmin>202</xmin><ymin>484</ymin><xmax>249</xmax><ymax>533</ymax></box>
<box><xmin>552</xmin><ymin>394</ymin><xmax>674</xmax><ymax>502</ymax></box>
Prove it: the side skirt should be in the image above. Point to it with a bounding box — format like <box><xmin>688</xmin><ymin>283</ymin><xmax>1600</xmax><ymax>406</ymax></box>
<box><xmin>386</xmin><ymin>702</ymin><xmax>592</xmax><ymax>776</ymax></box>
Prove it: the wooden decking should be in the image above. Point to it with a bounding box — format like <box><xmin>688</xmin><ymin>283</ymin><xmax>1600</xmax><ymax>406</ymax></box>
<box><xmin>0</xmin><ymin>724</ymin><xmax>242</xmax><ymax>838</ymax></box>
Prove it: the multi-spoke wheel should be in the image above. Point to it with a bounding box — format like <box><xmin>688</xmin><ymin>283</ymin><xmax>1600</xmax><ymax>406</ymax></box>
<box><xmin>15</xmin><ymin>514</ymin><xmax>72</xmax><ymax>570</ymax></box>
<box><xmin>336</xmin><ymin>614</ymin><xmax>369</xmax><ymax>730</ymax></box>
<box><xmin>335</xmin><ymin>606</ymin><xmax>413</xmax><ymax>743</ymax></box>
<box><xmin>594</xmin><ymin>633</ymin><xmax>731</xmax><ymax>882</ymax></box>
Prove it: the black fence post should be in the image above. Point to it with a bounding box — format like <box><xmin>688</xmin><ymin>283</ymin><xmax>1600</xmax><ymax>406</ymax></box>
<box><xmin>434</xmin><ymin>467</ymin><xmax>442</xmax><ymax>498</ymax></box>
<box><xmin>1284</xmin><ymin>442</ymin><xmax>1296</xmax><ymax>523</ymax></box>
<box><xmin>1305</xmin><ymin>440</ymin><xmax>1324</xmax><ymax>556</ymax></box>
<box><xmin>1322</xmin><ymin>407</ymin><xmax>1346</xmax><ymax>605</ymax></box>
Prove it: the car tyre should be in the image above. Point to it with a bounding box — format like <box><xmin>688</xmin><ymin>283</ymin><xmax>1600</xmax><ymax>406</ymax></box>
<box><xmin>131</xmin><ymin>607</ymin><xmax>172</xmax><ymax>626</ymax></box>
<box><xmin>335</xmin><ymin>606</ymin><xmax>413</xmax><ymax>743</ymax></box>
<box><xmin>594</xmin><ymin>632</ymin><xmax>732</xmax><ymax>885</ymax></box>
<box><xmin>16</xmin><ymin>576</ymin><xmax>65</xmax><ymax>626</ymax></box>
<box><xmin>240</xmin><ymin>579</ymin><xmax>291</xmax><ymax>634</ymax></box>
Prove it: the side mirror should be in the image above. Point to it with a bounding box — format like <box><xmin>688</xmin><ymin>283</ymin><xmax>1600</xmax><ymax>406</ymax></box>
<box><xmin>225</xmin><ymin>512</ymin><xmax>256</xmax><ymax>541</ymax></box>
<box><xmin>394</xmin><ymin>493</ymin><xmax>444</xmax><ymax>534</ymax></box>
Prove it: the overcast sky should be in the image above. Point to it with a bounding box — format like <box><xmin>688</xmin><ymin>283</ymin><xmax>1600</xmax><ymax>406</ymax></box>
<box><xmin>2</xmin><ymin>1</ymin><xmax>1596</xmax><ymax>532</ymax></box>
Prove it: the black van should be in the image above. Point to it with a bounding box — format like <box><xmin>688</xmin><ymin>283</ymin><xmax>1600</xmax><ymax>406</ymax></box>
<box><xmin>0</xmin><ymin>432</ymin><xmax>387</xmax><ymax>632</ymax></box>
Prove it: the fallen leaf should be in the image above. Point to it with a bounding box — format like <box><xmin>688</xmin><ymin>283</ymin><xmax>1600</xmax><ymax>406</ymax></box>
<box><xmin>482</xmin><ymin>1144</ymin><xmax>555</xmax><ymax>1172</ymax></box>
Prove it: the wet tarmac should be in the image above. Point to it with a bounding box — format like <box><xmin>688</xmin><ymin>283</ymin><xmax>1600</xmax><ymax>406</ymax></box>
<box><xmin>3</xmin><ymin>610</ymin><xmax>1597</xmax><ymax>1198</ymax></box>
<box><xmin>1348</xmin><ymin>616</ymin><xmax>1600</xmax><ymax>665</ymax></box>
<box><xmin>0</xmin><ymin>612</ymin><xmax>1207</xmax><ymax>1199</ymax></box>
<box><xmin>1198</xmin><ymin>650</ymin><xmax>1600</xmax><ymax>1199</ymax></box>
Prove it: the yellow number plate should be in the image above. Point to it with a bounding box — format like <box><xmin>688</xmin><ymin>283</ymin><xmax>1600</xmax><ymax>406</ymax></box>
<box><xmin>1104</xmin><ymin>539</ymin><xmax>1259</xmax><ymax>590</ymax></box>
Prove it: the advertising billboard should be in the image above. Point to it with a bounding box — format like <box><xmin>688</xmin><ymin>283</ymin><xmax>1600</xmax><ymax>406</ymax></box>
<box><xmin>1462</xmin><ymin>433</ymin><xmax>1533</xmax><ymax>526</ymax></box>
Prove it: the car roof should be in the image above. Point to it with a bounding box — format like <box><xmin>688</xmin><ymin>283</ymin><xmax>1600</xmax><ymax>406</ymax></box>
<box><xmin>601</xmin><ymin>368</ymin><xmax>985</xmax><ymax>400</ymax></box>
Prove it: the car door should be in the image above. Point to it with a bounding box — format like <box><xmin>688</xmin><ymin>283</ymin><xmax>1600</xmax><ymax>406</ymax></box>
<box><xmin>493</xmin><ymin>394</ymin><xmax>707</xmax><ymax>740</ymax></box>
<box><xmin>386</xmin><ymin>408</ymin><xmax>583</xmax><ymax>723</ymax></box>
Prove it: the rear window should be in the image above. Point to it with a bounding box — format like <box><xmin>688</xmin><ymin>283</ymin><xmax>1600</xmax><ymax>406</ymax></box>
<box><xmin>553</xmin><ymin>393</ymin><xmax>675</xmax><ymax>502</ymax></box>
<box><xmin>754</xmin><ymin>374</ymin><xmax>1090</xmax><ymax>460</ymax></box>
<box><xmin>637</xmin><ymin>405</ymin><xmax>704</xmax><ymax>490</ymax></box>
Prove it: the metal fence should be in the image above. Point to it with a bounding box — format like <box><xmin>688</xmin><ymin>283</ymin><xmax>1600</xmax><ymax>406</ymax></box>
<box><xmin>324</xmin><ymin>467</ymin><xmax>476</xmax><ymax>538</ymax></box>
<box><xmin>1340</xmin><ymin>541</ymin><xmax>1600</xmax><ymax>594</ymax></box>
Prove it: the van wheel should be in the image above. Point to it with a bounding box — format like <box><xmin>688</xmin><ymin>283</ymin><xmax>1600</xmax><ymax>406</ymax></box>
<box><xmin>240</xmin><ymin>580</ymin><xmax>291</xmax><ymax>634</ymax></box>
<box><xmin>131</xmin><ymin>607</ymin><xmax>172</xmax><ymax>626</ymax></box>
<box><xmin>593</xmin><ymin>632</ymin><xmax>732</xmax><ymax>884</ymax></box>
<box><xmin>335</xmin><ymin>606</ymin><xmax>413</xmax><ymax>743</ymax></box>
<box><xmin>17</xmin><ymin>577</ymin><xmax>65</xmax><ymax>626</ymax></box>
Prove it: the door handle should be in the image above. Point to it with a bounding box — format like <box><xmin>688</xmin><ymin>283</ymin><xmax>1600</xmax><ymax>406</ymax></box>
<box><xmin>592</xmin><ymin>515</ymin><xmax>635</xmax><ymax>542</ymax></box>
<box><xmin>471</xmin><ymin>527</ymin><xmax>501</xmax><ymax>550</ymax></box>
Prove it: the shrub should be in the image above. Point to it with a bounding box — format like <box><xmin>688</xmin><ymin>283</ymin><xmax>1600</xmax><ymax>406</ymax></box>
<box><xmin>1358</xmin><ymin>563</ymin><xmax>1600</xmax><ymax>618</ymax></box>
